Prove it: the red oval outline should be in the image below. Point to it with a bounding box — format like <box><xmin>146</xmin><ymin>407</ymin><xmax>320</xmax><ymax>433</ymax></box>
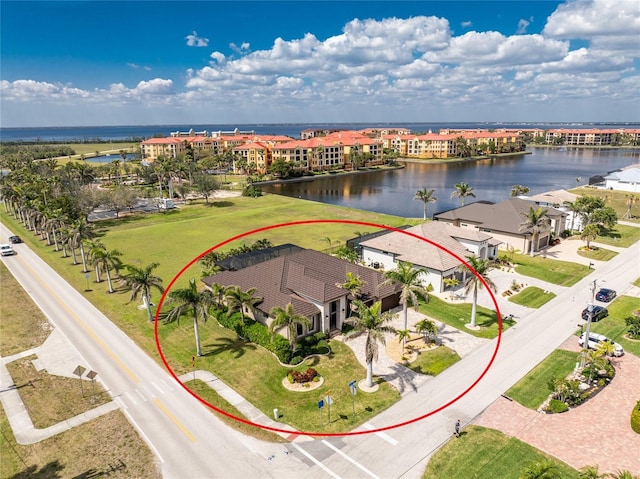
<box><xmin>154</xmin><ymin>219</ymin><xmax>502</xmax><ymax>437</ymax></box>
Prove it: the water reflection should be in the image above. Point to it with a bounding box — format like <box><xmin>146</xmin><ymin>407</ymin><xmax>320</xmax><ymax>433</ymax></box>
<box><xmin>262</xmin><ymin>148</ymin><xmax>640</xmax><ymax>218</ymax></box>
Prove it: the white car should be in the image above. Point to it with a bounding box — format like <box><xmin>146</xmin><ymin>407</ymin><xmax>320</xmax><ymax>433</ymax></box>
<box><xmin>0</xmin><ymin>244</ymin><xmax>15</xmax><ymax>256</ymax></box>
<box><xmin>578</xmin><ymin>332</ymin><xmax>624</xmax><ymax>357</ymax></box>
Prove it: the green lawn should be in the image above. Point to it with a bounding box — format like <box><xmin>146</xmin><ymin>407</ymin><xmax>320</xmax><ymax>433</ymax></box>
<box><xmin>634</xmin><ymin>277</ymin><xmax>640</xmax><ymax>288</ymax></box>
<box><xmin>594</xmin><ymin>223</ymin><xmax>640</xmax><ymax>247</ymax></box>
<box><xmin>508</xmin><ymin>286</ymin><xmax>556</xmax><ymax>309</ymax></box>
<box><xmin>589</xmin><ymin>295</ymin><xmax>640</xmax><ymax>357</ymax></box>
<box><xmin>407</xmin><ymin>345</ymin><xmax>461</xmax><ymax>376</ymax></box>
<box><xmin>419</xmin><ymin>296</ymin><xmax>514</xmax><ymax>339</ymax></box>
<box><xmin>160</xmin><ymin>318</ymin><xmax>400</xmax><ymax>433</ymax></box>
<box><xmin>510</xmin><ymin>252</ymin><xmax>591</xmax><ymax>286</ymax></box>
<box><xmin>423</xmin><ymin>425</ymin><xmax>579</xmax><ymax>479</ymax></box>
<box><xmin>570</xmin><ymin>187</ymin><xmax>640</xmax><ymax>225</ymax></box>
<box><xmin>576</xmin><ymin>247</ymin><xmax>618</xmax><ymax>261</ymax></box>
<box><xmin>505</xmin><ymin>349</ymin><xmax>579</xmax><ymax>409</ymax></box>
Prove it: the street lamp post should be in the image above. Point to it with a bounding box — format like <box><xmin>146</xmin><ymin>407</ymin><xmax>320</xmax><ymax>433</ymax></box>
<box><xmin>580</xmin><ymin>279</ymin><xmax>598</xmax><ymax>369</ymax></box>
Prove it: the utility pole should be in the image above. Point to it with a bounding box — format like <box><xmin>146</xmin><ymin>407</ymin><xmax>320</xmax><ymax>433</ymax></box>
<box><xmin>580</xmin><ymin>279</ymin><xmax>598</xmax><ymax>368</ymax></box>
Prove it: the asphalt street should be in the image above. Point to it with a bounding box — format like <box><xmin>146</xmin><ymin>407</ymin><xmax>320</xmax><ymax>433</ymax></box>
<box><xmin>1</xmin><ymin>220</ymin><xmax>639</xmax><ymax>478</ymax></box>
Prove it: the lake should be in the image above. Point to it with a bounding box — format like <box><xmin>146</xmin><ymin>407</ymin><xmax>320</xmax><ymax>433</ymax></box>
<box><xmin>262</xmin><ymin>148</ymin><xmax>640</xmax><ymax>218</ymax></box>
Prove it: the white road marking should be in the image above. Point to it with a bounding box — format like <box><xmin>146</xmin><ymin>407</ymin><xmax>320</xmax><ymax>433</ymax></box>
<box><xmin>135</xmin><ymin>389</ymin><xmax>147</xmax><ymax>402</ymax></box>
<box><xmin>322</xmin><ymin>439</ymin><xmax>381</xmax><ymax>479</ymax></box>
<box><xmin>362</xmin><ymin>422</ymin><xmax>399</xmax><ymax>445</ymax></box>
<box><xmin>125</xmin><ymin>391</ymin><xmax>138</xmax><ymax>406</ymax></box>
<box><xmin>290</xmin><ymin>442</ymin><xmax>341</xmax><ymax>479</ymax></box>
<box><xmin>152</xmin><ymin>381</ymin><xmax>164</xmax><ymax>394</ymax></box>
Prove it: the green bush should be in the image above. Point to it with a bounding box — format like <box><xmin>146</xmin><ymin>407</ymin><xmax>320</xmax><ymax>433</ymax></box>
<box><xmin>632</xmin><ymin>400</ymin><xmax>640</xmax><ymax>434</ymax></box>
<box><xmin>547</xmin><ymin>399</ymin><xmax>568</xmax><ymax>413</ymax></box>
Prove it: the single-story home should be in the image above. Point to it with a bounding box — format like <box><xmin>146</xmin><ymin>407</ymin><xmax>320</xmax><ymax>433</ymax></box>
<box><xmin>433</xmin><ymin>198</ymin><xmax>567</xmax><ymax>255</ymax></box>
<box><xmin>202</xmin><ymin>248</ymin><xmax>401</xmax><ymax>338</ymax></box>
<box><xmin>602</xmin><ymin>167</ymin><xmax>640</xmax><ymax>193</ymax></box>
<box><xmin>359</xmin><ymin>221</ymin><xmax>501</xmax><ymax>293</ymax></box>
<box><xmin>524</xmin><ymin>190</ymin><xmax>584</xmax><ymax>232</ymax></box>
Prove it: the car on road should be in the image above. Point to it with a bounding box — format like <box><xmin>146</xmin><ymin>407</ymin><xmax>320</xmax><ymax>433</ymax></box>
<box><xmin>595</xmin><ymin>288</ymin><xmax>616</xmax><ymax>302</ymax></box>
<box><xmin>0</xmin><ymin>244</ymin><xmax>15</xmax><ymax>256</ymax></box>
<box><xmin>578</xmin><ymin>332</ymin><xmax>624</xmax><ymax>356</ymax></box>
<box><xmin>581</xmin><ymin>305</ymin><xmax>608</xmax><ymax>322</ymax></box>
<box><xmin>9</xmin><ymin>235</ymin><xmax>22</xmax><ymax>244</ymax></box>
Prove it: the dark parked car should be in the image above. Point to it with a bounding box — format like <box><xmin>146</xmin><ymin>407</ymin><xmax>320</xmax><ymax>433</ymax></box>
<box><xmin>9</xmin><ymin>235</ymin><xmax>22</xmax><ymax>244</ymax></box>
<box><xmin>595</xmin><ymin>288</ymin><xmax>616</xmax><ymax>302</ymax></box>
<box><xmin>581</xmin><ymin>305</ymin><xmax>608</xmax><ymax>322</ymax></box>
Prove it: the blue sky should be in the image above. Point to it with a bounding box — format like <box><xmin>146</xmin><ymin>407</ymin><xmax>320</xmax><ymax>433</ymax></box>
<box><xmin>1</xmin><ymin>0</ymin><xmax>639</xmax><ymax>127</ymax></box>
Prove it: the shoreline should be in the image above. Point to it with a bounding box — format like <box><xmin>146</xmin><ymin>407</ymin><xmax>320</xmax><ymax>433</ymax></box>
<box><xmin>253</xmin><ymin>165</ymin><xmax>404</xmax><ymax>186</ymax></box>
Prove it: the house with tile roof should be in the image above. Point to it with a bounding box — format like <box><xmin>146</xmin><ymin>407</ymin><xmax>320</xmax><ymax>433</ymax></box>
<box><xmin>359</xmin><ymin>222</ymin><xmax>501</xmax><ymax>293</ymax></box>
<box><xmin>202</xmin><ymin>248</ymin><xmax>401</xmax><ymax>338</ymax></box>
<box><xmin>433</xmin><ymin>198</ymin><xmax>567</xmax><ymax>256</ymax></box>
<box><xmin>525</xmin><ymin>190</ymin><xmax>583</xmax><ymax>231</ymax></box>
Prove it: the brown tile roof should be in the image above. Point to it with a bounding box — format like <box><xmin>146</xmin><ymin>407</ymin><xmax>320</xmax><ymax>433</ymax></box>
<box><xmin>202</xmin><ymin>249</ymin><xmax>399</xmax><ymax>318</ymax></box>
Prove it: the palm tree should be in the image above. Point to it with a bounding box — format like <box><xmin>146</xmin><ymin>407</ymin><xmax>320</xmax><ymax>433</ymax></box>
<box><xmin>443</xmin><ymin>277</ymin><xmax>460</xmax><ymax>299</ymax></box>
<box><xmin>383</xmin><ymin>261</ymin><xmax>429</xmax><ymax>350</ymax></box>
<box><xmin>450</xmin><ymin>182</ymin><xmax>476</xmax><ymax>206</ymax></box>
<box><xmin>414</xmin><ymin>188</ymin><xmax>437</xmax><ymax>220</ymax></box>
<box><xmin>415</xmin><ymin>318</ymin><xmax>438</xmax><ymax>345</ymax></box>
<box><xmin>520</xmin><ymin>206</ymin><xmax>550</xmax><ymax>257</ymax></box>
<box><xmin>121</xmin><ymin>263</ymin><xmax>165</xmax><ymax>322</ymax></box>
<box><xmin>92</xmin><ymin>246</ymin><xmax>122</xmax><ymax>293</ymax></box>
<box><xmin>86</xmin><ymin>240</ymin><xmax>106</xmax><ymax>282</ymax></box>
<box><xmin>563</xmin><ymin>200</ymin><xmax>580</xmax><ymax>233</ymax></box>
<box><xmin>519</xmin><ymin>460</ymin><xmax>561</xmax><ymax>479</ymax></box>
<box><xmin>463</xmin><ymin>256</ymin><xmax>497</xmax><ymax>328</ymax></box>
<box><xmin>338</xmin><ymin>271</ymin><xmax>365</xmax><ymax>301</ymax></box>
<box><xmin>580</xmin><ymin>224</ymin><xmax>599</xmax><ymax>250</ymax></box>
<box><xmin>396</xmin><ymin>329</ymin><xmax>411</xmax><ymax>356</ymax></box>
<box><xmin>608</xmin><ymin>470</ymin><xmax>639</xmax><ymax>479</ymax></box>
<box><xmin>69</xmin><ymin>218</ymin><xmax>95</xmax><ymax>272</ymax></box>
<box><xmin>269</xmin><ymin>303</ymin><xmax>311</xmax><ymax>358</ymax></box>
<box><xmin>225</xmin><ymin>286</ymin><xmax>262</xmax><ymax>324</ymax></box>
<box><xmin>344</xmin><ymin>300</ymin><xmax>396</xmax><ymax>388</ymax></box>
<box><xmin>164</xmin><ymin>279</ymin><xmax>216</xmax><ymax>356</ymax></box>
<box><xmin>578</xmin><ymin>464</ymin><xmax>607</xmax><ymax>479</ymax></box>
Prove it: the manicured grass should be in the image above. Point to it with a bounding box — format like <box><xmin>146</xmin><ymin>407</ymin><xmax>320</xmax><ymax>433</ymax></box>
<box><xmin>505</xmin><ymin>349</ymin><xmax>579</xmax><ymax>409</ymax></box>
<box><xmin>571</xmin><ymin>187</ymin><xmax>640</xmax><ymax>224</ymax></box>
<box><xmin>407</xmin><ymin>346</ymin><xmax>461</xmax><ymax>376</ymax></box>
<box><xmin>576</xmin><ymin>247</ymin><xmax>618</xmax><ymax>261</ymax></box>
<box><xmin>593</xmin><ymin>223</ymin><xmax>640</xmax><ymax>248</ymax></box>
<box><xmin>419</xmin><ymin>296</ymin><xmax>513</xmax><ymax>339</ymax></box>
<box><xmin>160</xmin><ymin>316</ymin><xmax>400</xmax><ymax>433</ymax></box>
<box><xmin>510</xmin><ymin>252</ymin><xmax>591</xmax><ymax>286</ymax></box>
<box><xmin>186</xmin><ymin>380</ymin><xmax>287</xmax><ymax>443</ymax></box>
<box><xmin>0</xmin><ymin>263</ymin><xmax>52</xmax><ymax>356</ymax></box>
<box><xmin>589</xmin><ymin>295</ymin><xmax>640</xmax><ymax>357</ymax></box>
<box><xmin>508</xmin><ymin>286</ymin><xmax>556</xmax><ymax>309</ymax></box>
<box><xmin>634</xmin><ymin>277</ymin><xmax>640</xmax><ymax>288</ymax></box>
<box><xmin>423</xmin><ymin>425</ymin><xmax>579</xmax><ymax>479</ymax></box>
<box><xmin>57</xmin><ymin>142</ymin><xmax>138</xmax><ymax>156</ymax></box>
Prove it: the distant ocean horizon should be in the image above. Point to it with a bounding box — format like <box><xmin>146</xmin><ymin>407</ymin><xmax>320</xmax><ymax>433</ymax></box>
<box><xmin>2</xmin><ymin>122</ymin><xmax>640</xmax><ymax>142</ymax></box>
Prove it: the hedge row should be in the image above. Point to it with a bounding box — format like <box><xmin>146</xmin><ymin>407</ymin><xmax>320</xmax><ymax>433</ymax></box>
<box><xmin>214</xmin><ymin>309</ymin><xmax>290</xmax><ymax>363</ymax></box>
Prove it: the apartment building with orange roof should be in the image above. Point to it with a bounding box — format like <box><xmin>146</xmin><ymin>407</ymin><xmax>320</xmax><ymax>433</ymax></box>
<box><xmin>232</xmin><ymin>141</ymin><xmax>271</xmax><ymax>174</ymax></box>
<box><xmin>140</xmin><ymin>137</ymin><xmax>188</xmax><ymax>161</ymax></box>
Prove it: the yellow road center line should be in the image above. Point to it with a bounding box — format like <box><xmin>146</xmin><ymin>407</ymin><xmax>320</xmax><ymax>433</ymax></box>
<box><xmin>19</xmin><ymin>255</ymin><xmax>140</xmax><ymax>383</ymax></box>
<box><xmin>154</xmin><ymin>398</ymin><xmax>196</xmax><ymax>442</ymax></box>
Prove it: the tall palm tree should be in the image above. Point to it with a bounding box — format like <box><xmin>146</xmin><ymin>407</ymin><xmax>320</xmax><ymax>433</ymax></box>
<box><xmin>344</xmin><ymin>300</ymin><xmax>396</xmax><ymax>388</ymax></box>
<box><xmin>269</xmin><ymin>303</ymin><xmax>311</xmax><ymax>358</ymax></box>
<box><xmin>383</xmin><ymin>261</ymin><xmax>429</xmax><ymax>350</ymax></box>
<box><xmin>121</xmin><ymin>263</ymin><xmax>165</xmax><ymax>322</ymax></box>
<box><xmin>164</xmin><ymin>279</ymin><xmax>216</xmax><ymax>356</ymax></box>
<box><xmin>91</xmin><ymin>246</ymin><xmax>122</xmax><ymax>293</ymax></box>
<box><xmin>563</xmin><ymin>200</ymin><xmax>580</xmax><ymax>232</ymax></box>
<box><xmin>70</xmin><ymin>218</ymin><xmax>95</xmax><ymax>271</ymax></box>
<box><xmin>86</xmin><ymin>240</ymin><xmax>106</xmax><ymax>282</ymax></box>
<box><xmin>414</xmin><ymin>188</ymin><xmax>437</xmax><ymax>220</ymax></box>
<box><xmin>520</xmin><ymin>460</ymin><xmax>561</xmax><ymax>479</ymax></box>
<box><xmin>225</xmin><ymin>286</ymin><xmax>262</xmax><ymax>324</ymax></box>
<box><xmin>520</xmin><ymin>206</ymin><xmax>550</xmax><ymax>257</ymax></box>
<box><xmin>463</xmin><ymin>256</ymin><xmax>497</xmax><ymax>328</ymax></box>
<box><xmin>450</xmin><ymin>182</ymin><xmax>476</xmax><ymax>206</ymax></box>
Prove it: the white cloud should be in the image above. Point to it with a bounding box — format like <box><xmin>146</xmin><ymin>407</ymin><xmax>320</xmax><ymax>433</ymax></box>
<box><xmin>2</xmin><ymin>5</ymin><xmax>639</xmax><ymax>126</ymax></box>
<box><xmin>516</xmin><ymin>18</ymin><xmax>531</xmax><ymax>35</ymax></box>
<box><xmin>185</xmin><ymin>31</ymin><xmax>209</xmax><ymax>47</ymax></box>
<box><xmin>461</xmin><ymin>21</ymin><xmax>472</xmax><ymax>29</ymax></box>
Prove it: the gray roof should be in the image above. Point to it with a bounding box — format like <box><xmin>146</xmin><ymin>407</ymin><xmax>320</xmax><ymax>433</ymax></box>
<box><xmin>360</xmin><ymin>221</ymin><xmax>492</xmax><ymax>271</ymax></box>
<box><xmin>202</xmin><ymin>249</ymin><xmax>399</xmax><ymax>318</ymax></box>
<box><xmin>604</xmin><ymin>168</ymin><xmax>640</xmax><ymax>183</ymax></box>
<box><xmin>434</xmin><ymin>198</ymin><xmax>565</xmax><ymax>235</ymax></box>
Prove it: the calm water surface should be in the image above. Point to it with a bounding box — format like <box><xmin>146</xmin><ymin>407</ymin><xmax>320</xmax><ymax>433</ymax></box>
<box><xmin>262</xmin><ymin>148</ymin><xmax>640</xmax><ymax>218</ymax></box>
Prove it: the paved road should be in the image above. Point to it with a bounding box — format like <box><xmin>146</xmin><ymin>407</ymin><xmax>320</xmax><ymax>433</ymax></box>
<box><xmin>0</xmin><ymin>224</ymin><xmax>309</xmax><ymax>478</ymax></box>
<box><xmin>2</xmin><ymin>220</ymin><xmax>639</xmax><ymax>478</ymax></box>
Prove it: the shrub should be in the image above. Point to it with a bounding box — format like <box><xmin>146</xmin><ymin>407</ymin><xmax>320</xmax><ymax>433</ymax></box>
<box><xmin>547</xmin><ymin>399</ymin><xmax>568</xmax><ymax>414</ymax></box>
<box><xmin>290</xmin><ymin>356</ymin><xmax>303</xmax><ymax>365</ymax></box>
<box><xmin>287</xmin><ymin>368</ymin><xmax>318</xmax><ymax>383</ymax></box>
<box><xmin>631</xmin><ymin>400</ymin><xmax>640</xmax><ymax>434</ymax></box>
<box><xmin>625</xmin><ymin>316</ymin><xmax>640</xmax><ymax>339</ymax></box>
